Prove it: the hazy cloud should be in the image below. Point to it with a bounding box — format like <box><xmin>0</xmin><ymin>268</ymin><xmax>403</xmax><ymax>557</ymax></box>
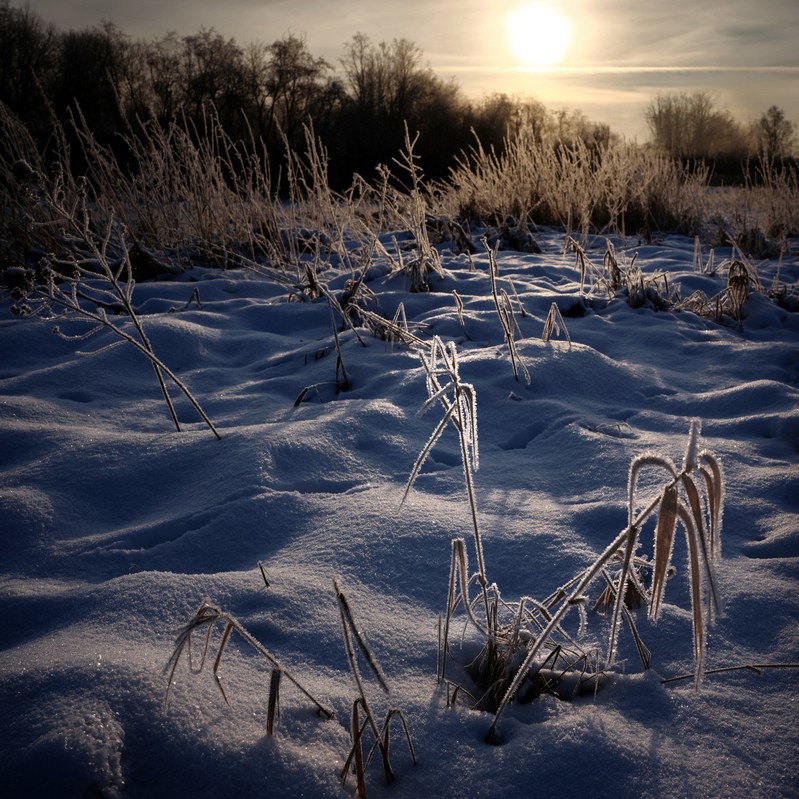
<box><xmin>18</xmin><ymin>0</ymin><xmax>799</xmax><ymax>136</ymax></box>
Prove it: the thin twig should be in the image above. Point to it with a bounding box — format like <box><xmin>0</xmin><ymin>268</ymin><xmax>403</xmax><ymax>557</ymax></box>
<box><xmin>662</xmin><ymin>663</ymin><xmax>799</xmax><ymax>685</ymax></box>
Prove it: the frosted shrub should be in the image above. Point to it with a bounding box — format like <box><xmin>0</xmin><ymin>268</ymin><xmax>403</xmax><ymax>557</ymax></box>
<box><xmin>401</xmin><ymin>347</ymin><xmax>725</xmax><ymax>743</ymax></box>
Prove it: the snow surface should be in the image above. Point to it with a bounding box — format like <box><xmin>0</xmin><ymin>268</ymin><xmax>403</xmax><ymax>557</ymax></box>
<box><xmin>1</xmin><ymin>229</ymin><xmax>798</xmax><ymax>798</ymax></box>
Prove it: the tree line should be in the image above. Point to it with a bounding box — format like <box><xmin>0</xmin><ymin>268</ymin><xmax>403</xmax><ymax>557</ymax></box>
<box><xmin>644</xmin><ymin>91</ymin><xmax>796</xmax><ymax>176</ymax></box>
<box><xmin>0</xmin><ymin>0</ymin><xmax>795</xmax><ymax>188</ymax></box>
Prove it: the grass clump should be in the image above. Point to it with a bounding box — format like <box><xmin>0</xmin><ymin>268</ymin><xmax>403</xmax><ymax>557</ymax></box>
<box><xmin>376</xmin><ymin>124</ymin><xmax>446</xmax><ymax>292</ymax></box>
<box><xmin>676</xmin><ymin>243</ymin><xmax>775</xmax><ymax>329</ymax></box>
<box><xmin>441</xmin><ymin>127</ymin><xmax>709</xmax><ymax>237</ymax></box>
<box><xmin>166</xmin><ymin>581</ymin><xmax>416</xmax><ymax>798</ymax></box>
<box><xmin>482</xmin><ymin>417</ymin><xmax>723</xmax><ymax>742</ymax></box>
<box><xmin>9</xmin><ymin>167</ymin><xmax>220</xmax><ymax>437</ymax></box>
<box><xmin>399</xmin><ymin>342</ymin><xmax>725</xmax><ymax>743</ymax></box>
<box><xmin>335</xmin><ymin>577</ymin><xmax>417</xmax><ymax>796</ymax></box>
<box><xmin>0</xmin><ymin>102</ymin><xmax>370</xmax><ymax>280</ymax></box>
<box><xmin>165</xmin><ymin>600</ymin><xmax>335</xmax><ymax>725</ymax></box>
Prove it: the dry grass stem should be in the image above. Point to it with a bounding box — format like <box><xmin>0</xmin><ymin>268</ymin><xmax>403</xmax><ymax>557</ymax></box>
<box><xmin>165</xmin><ymin>601</ymin><xmax>335</xmax><ymax>723</ymax></box>
<box><xmin>542</xmin><ymin>302</ymin><xmax>572</xmax><ymax>347</ymax></box>
<box><xmin>335</xmin><ymin>578</ymin><xmax>416</xmax><ymax>793</ymax></box>
<box><xmin>481</xmin><ymin>419</ymin><xmax>724</xmax><ymax>743</ymax></box>
<box><xmin>483</xmin><ymin>238</ymin><xmax>531</xmax><ymax>383</ymax></box>
<box><xmin>15</xmin><ymin>203</ymin><xmax>220</xmax><ymax>437</ymax></box>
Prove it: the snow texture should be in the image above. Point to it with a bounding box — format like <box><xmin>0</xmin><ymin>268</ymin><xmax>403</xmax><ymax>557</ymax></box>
<box><xmin>1</xmin><ymin>229</ymin><xmax>798</xmax><ymax>798</ymax></box>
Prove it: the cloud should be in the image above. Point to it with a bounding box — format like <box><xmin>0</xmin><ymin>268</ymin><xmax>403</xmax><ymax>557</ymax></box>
<box><xmin>26</xmin><ymin>0</ymin><xmax>799</xmax><ymax>67</ymax></box>
<box><xmin>19</xmin><ymin>0</ymin><xmax>799</xmax><ymax>136</ymax></box>
<box><xmin>569</xmin><ymin>0</ymin><xmax>798</xmax><ymax>69</ymax></box>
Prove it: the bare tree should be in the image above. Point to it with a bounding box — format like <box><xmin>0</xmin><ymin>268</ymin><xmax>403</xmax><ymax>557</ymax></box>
<box><xmin>645</xmin><ymin>91</ymin><xmax>744</xmax><ymax>159</ymax></box>
<box><xmin>264</xmin><ymin>34</ymin><xmax>332</xmax><ymax>147</ymax></box>
<box><xmin>754</xmin><ymin>105</ymin><xmax>796</xmax><ymax>162</ymax></box>
<box><xmin>180</xmin><ymin>28</ymin><xmax>250</xmax><ymax>135</ymax></box>
<box><xmin>340</xmin><ymin>34</ymin><xmax>437</xmax><ymax>127</ymax></box>
<box><xmin>144</xmin><ymin>33</ymin><xmax>184</xmax><ymax>124</ymax></box>
<box><xmin>0</xmin><ymin>0</ymin><xmax>58</xmax><ymax>128</ymax></box>
<box><xmin>53</xmin><ymin>26</ymin><xmax>127</xmax><ymax>138</ymax></box>
<box><xmin>338</xmin><ymin>33</ymin><xmax>474</xmax><ymax>178</ymax></box>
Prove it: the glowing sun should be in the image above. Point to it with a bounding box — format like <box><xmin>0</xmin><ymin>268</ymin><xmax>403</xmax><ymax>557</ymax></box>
<box><xmin>505</xmin><ymin>4</ymin><xmax>573</xmax><ymax>67</ymax></box>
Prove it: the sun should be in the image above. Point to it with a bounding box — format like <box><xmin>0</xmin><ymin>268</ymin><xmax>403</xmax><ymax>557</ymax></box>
<box><xmin>505</xmin><ymin>4</ymin><xmax>573</xmax><ymax>68</ymax></box>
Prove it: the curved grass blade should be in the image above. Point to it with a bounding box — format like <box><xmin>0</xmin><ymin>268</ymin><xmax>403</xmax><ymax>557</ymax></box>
<box><xmin>649</xmin><ymin>484</ymin><xmax>679</xmax><ymax>622</ymax></box>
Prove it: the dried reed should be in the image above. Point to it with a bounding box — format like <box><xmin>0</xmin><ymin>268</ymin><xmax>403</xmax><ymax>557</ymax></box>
<box><xmin>165</xmin><ymin>601</ymin><xmax>335</xmax><ymax>726</ymax></box>
<box><xmin>334</xmin><ymin>577</ymin><xmax>417</xmax><ymax>795</ymax></box>
<box><xmin>12</xmin><ymin>184</ymin><xmax>220</xmax><ymax>437</ymax></box>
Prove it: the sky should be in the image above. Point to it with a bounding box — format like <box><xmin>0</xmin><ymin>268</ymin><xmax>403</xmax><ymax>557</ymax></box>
<box><xmin>19</xmin><ymin>0</ymin><xmax>799</xmax><ymax>140</ymax></box>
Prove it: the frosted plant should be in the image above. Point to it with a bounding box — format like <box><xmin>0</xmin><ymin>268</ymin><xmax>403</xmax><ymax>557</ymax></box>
<box><xmin>483</xmin><ymin>237</ymin><xmax>531</xmax><ymax>383</ymax></box>
<box><xmin>486</xmin><ymin>419</ymin><xmax>724</xmax><ymax>743</ymax></box>
<box><xmin>542</xmin><ymin>302</ymin><xmax>572</xmax><ymax>347</ymax></box>
<box><xmin>566</xmin><ymin>235</ymin><xmax>591</xmax><ymax>294</ymax></box>
<box><xmin>602</xmin><ymin>419</ymin><xmax>724</xmax><ymax>679</ymax></box>
<box><xmin>334</xmin><ymin>578</ymin><xmax>416</xmax><ymax>796</ymax></box>
<box><xmin>387</xmin><ymin>124</ymin><xmax>444</xmax><ymax>292</ymax></box>
<box><xmin>401</xmin><ymin>337</ymin><xmax>726</xmax><ymax>742</ymax></box>
<box><xmin>11</xmin><ymin>174</ymin><xmax>220</xmax><ymax>437</ymax></box>
<box><xmin>677</xmin><ymin>254</ymin><xmax>766</xmax><ymax>329</ymax></box>
<box><xmin>438</xmin><ymin>534</ymin><xmax>602</xmax><ymax>713</ymax></box>
<box><xmin>405</xmin><ymin>340</ymin><xmax>601</xmax><ymax>713</ymax></box>
<box><xmin>166</xmin><ymin>583</ymin><xmax>416</xmax><ymax>796</ymax></box>
<box><xmin>294</xmin><ymin>297</ymin><xmax>354</xmax><ymax>405</ymax></box>
<box><xmin>603</xmin><ymin>241</ymin><xmax>672</xmax><ymax>309</ymax></box>
<box><xmin>402</xmin><ymin>338</ymin><xmax>486</xmax><ymax>592</ymax></box>
<box><xmin>165</xmin><ymin>601</ymin><xmax>334</xmax><ymax>731</ymax></box>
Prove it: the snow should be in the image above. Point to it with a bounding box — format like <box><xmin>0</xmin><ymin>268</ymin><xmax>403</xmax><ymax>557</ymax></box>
<box><xmin>1</xmin><ymin>229</ymin><xmax>798</xmax><ymax>798</ymax></box>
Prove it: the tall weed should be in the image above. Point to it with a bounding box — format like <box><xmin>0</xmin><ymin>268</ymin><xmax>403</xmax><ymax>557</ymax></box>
<box><xmin>10</xmin><ymin>185</ymin><xmax>220</xmax><ymax>437</ymax></box>
<box><xmin>441</xmin><ymin>127</ymin><xmax>709</xmax><ymax>236</ymax></box>
<box><xmin>400</xmin><ymin>343</ymin><xmax>726</xmax><ymax>743</ymax></box>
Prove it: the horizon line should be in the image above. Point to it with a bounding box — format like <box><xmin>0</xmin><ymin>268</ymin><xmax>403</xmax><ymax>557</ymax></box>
<box><xmin>440</xmin><ymin>64</ymin><xmax>799</xmax><ymax>76</ymax></box>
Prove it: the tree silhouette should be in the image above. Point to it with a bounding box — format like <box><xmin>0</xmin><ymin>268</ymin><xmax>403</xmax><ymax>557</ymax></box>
<box><xmin>755</xmin><ymin>105</ymin><xmax>796</xmax><ymax>162</ymax></box>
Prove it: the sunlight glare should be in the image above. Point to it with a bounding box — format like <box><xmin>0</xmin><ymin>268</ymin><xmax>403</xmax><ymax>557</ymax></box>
<box><xmin>505</xmin><ymin>4</ymin><xmax>572</xmax><ymax>68</ymax></box>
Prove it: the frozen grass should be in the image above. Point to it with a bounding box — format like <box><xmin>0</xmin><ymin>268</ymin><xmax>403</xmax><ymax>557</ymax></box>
<box><xmin>440</xmin><ymin>129</ymin><xmax>710</xmax><ymax>237</ymax></box>
<box><xmin>3</xmin><ymin>102</ymin><xmax>797</xmax><ymax>289</ymax></box>
<box><xmin>1</xmin><ymin>103</ymin><xmax>798</xmax><ymax>798</ymax></box>
<box><xmin>405</xmin><ymin>349</ymin><xmax>727</xmax><ymax>743</ymax></box>
<box><xmin>165</xmin><ymin>600</ymin><xmax>335</xmax><ymax>720</ymax></box>
<box><xmin>9</xmin><ymin>182</ymin><xmax>220</xmax><ymax>437</ymax></box>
